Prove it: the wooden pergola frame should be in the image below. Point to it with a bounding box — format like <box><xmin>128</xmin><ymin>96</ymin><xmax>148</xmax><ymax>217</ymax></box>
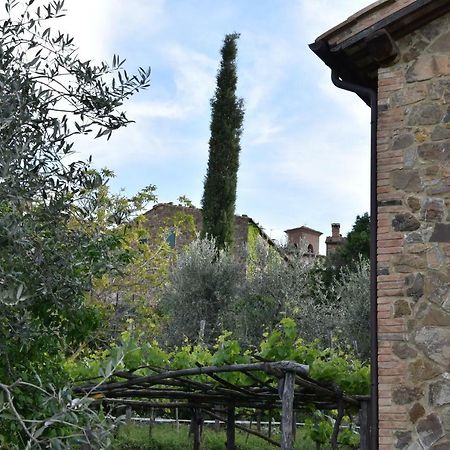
<box><xmin>75</xmin><ymin>361</ymin><xmax>370</xmax><ymax>450</ymax></box>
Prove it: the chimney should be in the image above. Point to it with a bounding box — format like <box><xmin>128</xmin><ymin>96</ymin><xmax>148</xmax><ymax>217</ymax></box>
<box><xmin>331</xmin><ymin>223</ymin><xmax>340</xmax><ymax>238</ymax></box>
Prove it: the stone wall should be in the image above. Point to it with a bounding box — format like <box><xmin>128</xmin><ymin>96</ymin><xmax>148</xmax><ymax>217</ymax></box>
<box><xmin>143</xmin><ymin>203</ymin><xmax>252</xmax><ymax>258</ymax></box>
<box><xmin>376</xmin><ymin>12</ymin><xmax>450</xmax><ymax>449</ymax></box>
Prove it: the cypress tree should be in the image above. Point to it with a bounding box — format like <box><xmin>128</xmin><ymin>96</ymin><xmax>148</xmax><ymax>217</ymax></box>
<box><xmin>201</xmin><ymin>33</ymin><xmax>244</xmax><ymax>251</ymax></box>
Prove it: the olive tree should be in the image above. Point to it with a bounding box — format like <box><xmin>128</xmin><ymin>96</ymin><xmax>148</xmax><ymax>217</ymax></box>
<box><xmin>160</xmin><ymin>238</ymin><xmax>243</xmax><ymax>347</ymax></box>
<box><xmin>0</xmin><ymin>0</ymin><xmax>151</xmax><ymax>446</ymax></box>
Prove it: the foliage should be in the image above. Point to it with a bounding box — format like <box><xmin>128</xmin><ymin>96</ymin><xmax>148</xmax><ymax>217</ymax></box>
<box><xmin>224</xmin><ymin>236</ymin><xmax>316</xmax><ymax>347</ymax></box>
<box><xmin>159</xmin><ymin>238</ymin><xmax>243</xmax><ymax>347</ymax></box>
<box><xmin>303</xmin><ymin>412</ymin><xmax>359</xmax><ymax>448</ymax></box>
<box><xmin>67</xmin><ymin>318</ymin><xmax>370</xmax><ymax>396</ymax></box>
<box><xmin>0</xmin><ymin>344</ymin><xmax>129</xmax><ymax>449</ymax></box>
<box><xmin>332</xmin><ymin>258</ymin><xmax>370</xmax><ymax>360</ymax></box>
<box><xmin>89</xmin><ymin>196</ymin><xmax>196</xmax><ymax>344</ymax></box>
<box><xmin>113</xmin><ymin>423</ymin><xmax>320</xmax><ymax>450</ymax></box>
<box><xmin>0</xmin><ymin>0</ymin><xmax>151</xmax><ymax>445</ymax></box>
<box><xmin>201</xmin><ymin>33</ymin><xmax>245</xmax><ymax>251</ymax></box>
<box><xmin>65</xmin><ymin>320</ymin><xmax>369</xmax><ymax>448</ymax></box>
<box><xmin>160</xmin><ymin>235</ymin><xmax>369</xmax><ymax>358</ymax></box>
<box><xmin>329</xmin><ymin>213</ymin><xmax>370</xmax><ymax>271</ymax></box>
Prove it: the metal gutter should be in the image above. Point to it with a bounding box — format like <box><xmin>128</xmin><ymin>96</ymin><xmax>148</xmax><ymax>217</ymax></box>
<box><xmin>331</xmin><ymin>71</ymin><xmax>378</xmax><ymax>450</ymax></box>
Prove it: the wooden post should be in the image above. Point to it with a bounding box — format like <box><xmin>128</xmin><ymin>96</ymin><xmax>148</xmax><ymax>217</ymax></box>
<box><xmin>175</xmin><ymin>407</ymin><xmax>180</xmax><ymax>433</ymax></box>
<box><xmin>268</xmin><ymin>411</ymin><xmax>272</xmax><ymax>438</ymax></box>
<box><xmin>125</xmin><ymin>406</ymin><xmax>132</xmax><ymax>424</ymax></box>
<box><xmin>257</xmin><ymin>411</ymin><xmax>261</xmax><ymax>432</ymax></box>
<box><xmin>192</xmin><ymin>408</ymin><xmax>202</xmax><ymax>450</ymax></box>
<box><xmin>199</xmin><ymin>320</ymin><xmax>206</xmax><ymax>344</ymax></box>
<box><xmin>214</xmin><ymin>406</ymin><xmax>220</xmax><ymax>431</ymax></box>
<box><xmin>245</xmin><ymin>417</ymin><xmax>253</xmax><ymax>443</ymax></box>
<box><xmin>148</xmin><ymin>407</ymin><xmax>154</xmax><ymax>438</ymax></box>
<box><xmin>331</xmin><ymin>401</ymin><xmax>345</xmax><ymax>450</ymax></box>
<box><xmin>281</xmin><ymin>371</ymin><xmax>296</xmax><ymax>450</ymax></box>
<box><xmin>226</xmin><ymin>405</ymin><xmax>236</xmax><ymax>450</ymax></box>
<box><xmin>359</xmin><ymin>400</ymin><xmax>370</xmax><ymax>450</ymax></box>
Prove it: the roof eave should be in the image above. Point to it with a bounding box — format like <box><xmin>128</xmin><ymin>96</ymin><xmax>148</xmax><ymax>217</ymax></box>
<box><xmin>310</xmin><ymin>0</ymin><xmax>450</xmax><ymax>95</ymax></box>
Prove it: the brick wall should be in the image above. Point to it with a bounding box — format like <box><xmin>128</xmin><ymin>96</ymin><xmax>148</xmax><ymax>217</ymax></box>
<box><xmin>285</xmin><ymin>228</ymin><xmax>321</xmax><ymax>255</ymax></box>
<box><xmin>376</xmin><ymin>12</ymin><xmax>450</xmax><ymax>449</ymax></box>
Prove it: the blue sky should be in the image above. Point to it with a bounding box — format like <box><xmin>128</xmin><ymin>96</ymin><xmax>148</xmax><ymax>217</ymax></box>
<box><xmin>64</xmin><ymin>0</ymin><xmax>373</xmax><ymax>253</ymax></box>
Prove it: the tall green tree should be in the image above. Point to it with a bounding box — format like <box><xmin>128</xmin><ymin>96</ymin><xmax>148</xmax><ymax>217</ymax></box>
<box><xmin>201</xmin><ymin>33</ymin><xmax>244</xmax><ymax>251</ymax></box>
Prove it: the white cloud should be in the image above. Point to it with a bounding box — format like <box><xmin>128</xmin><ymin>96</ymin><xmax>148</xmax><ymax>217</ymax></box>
<box><xmin>62</xmin><ymin>0</ymin><xmax>167</xmax><ymax>60</ymax></box>
<box><xmin>240</xmin><ymin>33</ymin><xmax>292</xmax><ymax>111</ymax></box>
<box><xmin>163</xmin><ymin>44</ymin><xmax>217</xmax><ymax>115</ymax></box>
<box><xmin>298</xmin><ymin>0</ymin><xmax>374</xmax><ymax>41</ymax></box>
<box><xmin>127</xmin><ymin>101</ymin><xmax>186</xmax><ymax>120</ymax></box>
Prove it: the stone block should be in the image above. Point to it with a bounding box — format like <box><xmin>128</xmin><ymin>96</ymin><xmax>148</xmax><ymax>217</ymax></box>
<box><xmin>428</xmin><ymin>79</ymin><xmax>450</xmax><ymax>101</ymax></box>
<box><xmin>407</xmin><ymin>197</ymin><xmax>422</xmax><ymax>213</ymax></box>
<box><xmin>393</xmin><ymin>254</ymin><xmax>427</xmax><ymax>272</ymax></box>
<box><xmin>423</xmin><ymin>307</ymin><xmax>450</xmax><ymax>327</ymax></box>
<box><xmin>430</xmin><ymin>224</ymin><xmax>450</xmax><ymax>243</ymax></box>
<box><xmin>393</xmin><ymin>133</ymin><xmax>415</xmax><ymax>150</ymax></box>
<box><xmin>404</xmin><ymin>146</ymin><xmax>418</xmax><ymax>168</ymax></box>
<box><xmin>428</xmin><ymin>32</ymin><xmax>450</xmax><ymax>54</ymax></box>
<box><xmin>445</xmin><ymin>107</ymin><xmax>450</xmax><ymax>123</ymax></box>
<box><xmin>409</xmin><ymin>358</ymin><xmax>441</xmax><ymax>384</ymax></box>
<box><xmin>426</xmin><ymin>183</ymin><xmax>450</xmax><ymax>197</ymax></box>
<box><xmin>393</xmin><ymin>385</ymin><xmax>423</xmax><ymax>405</ymax></box>
<box><xmin>431</xmin><ymin>125</ymin><xmax>450</xmax><ymax>141</ymax></box>
<box><xmin>419</xmin><ymin>142</ymin><xmax>450</xmax><ymax>162</ymax></box>
<box><xmin>430</xmin><ymin>380</ymin><xmax>450</xmax><ymax>407</ymax></box>
<box><xmin>395</xmin><ymin>430</ymin><xmax>412</xmax><ymax>449</ymax></box>
<box><xmin>409</xmin><ymin>402</ymin><xmax>426</xmax><ymax>423</ymax></box>
<box><xmin>430</xmin><ymin>443</ymin><xmax>450</xmax><ymax>450</ymax></box>
<box><xmin>424</xmin><ymin>165</ymin><xmax>441</xmax><ymax>178</ymax></box>
<box><xmin>408</xmin><ymin>103</ymin><xmax>444</xmax><ymax>126</ymax></box>
<box><xmin>422</xmin><ymin>199</ymin><xmax>445</xmax><ymax>222</ymax></box>
<box><xmin>391</xmin><ymin>169</ymin><xmax>422</xmax><ymax>192</ymax></box>
<box><xmin>406</xmin><ymin>272</ymin><xmax>425</xmax><ymax>301</ymax></box>
<box><xmin>395</xmin><ymin>299</ymin><xmax>412</xmax><ymax>317</ymax></box>
<box><xmin>406</xmin><ymin>55</ymin><xmax>450</xmax><ymax>82</ymax></box>
<box><xmin>424</xmin><ymin>270</ymin><xmax>450</xmax><ymax>306</ymax></box>
<box><xmin>393</xmin><ymin>341</ymin><xmax>418</xmax><ymax>359</ymax></box>
<box><xmin>417</xmin><ymin>414</ymin><xmax>444</xmax><ymax>448</ymax></box>
<box><xmin>393</xmin><ymin>213</ymin><xmax>421</xmax><ymax>231</ymax></box>
<box><xmin>415</xmin><ymin>327</ymin><xmax>450</xmax><ymax>366</ymax></box>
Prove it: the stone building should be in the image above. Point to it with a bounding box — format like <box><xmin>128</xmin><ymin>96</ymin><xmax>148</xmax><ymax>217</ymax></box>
<box><xmin>325</xmin><ymin>223</ymin><xmax>347</xmax><ymax>257</ymax></box>
<box><xmin>311</xmin><ymin>1</ymin><xmax>450</xmax><ymax>448</ymax></box>
<box><xmin>284</xmin><ymin>225</ymin><xmax>322</xmax><ymax>255</ymax></box>
<box><xmin>143</xmin><ymin>203</ymin><xmax>283</xmax><ymax>261</ymax></box>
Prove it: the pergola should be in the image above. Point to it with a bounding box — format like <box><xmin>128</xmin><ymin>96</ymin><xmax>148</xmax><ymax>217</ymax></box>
<box><xmin>75</xmin><ymin>360</ymin><xmax>370</xmax><ymax>450</ymax></box>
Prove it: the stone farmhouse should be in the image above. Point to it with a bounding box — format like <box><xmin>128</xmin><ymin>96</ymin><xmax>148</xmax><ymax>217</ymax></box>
<box><xmin>311</xmin><ymin>0</ymin><xmax>450</xmax><ymax>448</ymax></box>
<box><xmin>144</xmin><ymin>203</ymin><xmax>344</xmax><ymax>259</ymax></box>
<box><xmin>143</xmin><ymin>203</ymin><xmax>285</xmax><ymax>262</ymax></box>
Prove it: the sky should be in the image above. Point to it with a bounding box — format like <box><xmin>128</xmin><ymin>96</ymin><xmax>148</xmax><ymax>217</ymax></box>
<box><xmin>62</xmin><ymin>0</ymin><xmax>374</xmax><ymax>253</ymax></box>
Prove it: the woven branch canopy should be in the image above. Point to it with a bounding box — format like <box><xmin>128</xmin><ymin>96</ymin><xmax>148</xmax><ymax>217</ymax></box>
<box><xmin>75</xmin><ymin>361</ymin><xmax>366</xmax><ymax>411</ymax></box>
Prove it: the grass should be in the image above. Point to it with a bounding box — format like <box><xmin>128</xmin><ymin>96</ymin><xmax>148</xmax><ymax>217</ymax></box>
<box><xmin>112</xmin><ymin>422</ymin><xmax>324</xmax><ymax>450</ymax></box>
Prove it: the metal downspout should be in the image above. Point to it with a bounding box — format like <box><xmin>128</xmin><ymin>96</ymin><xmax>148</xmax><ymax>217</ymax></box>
<box><xmin>331</xmin><ymin>71</ymin><xmax>379</xmax><ymax>450</ymax></box>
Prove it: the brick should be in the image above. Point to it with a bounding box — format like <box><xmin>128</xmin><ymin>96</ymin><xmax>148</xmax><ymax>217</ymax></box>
<box><xmin>377</xmin><ymin>246</ymin><xmax>403</xmax><ymax>255</ymax></box>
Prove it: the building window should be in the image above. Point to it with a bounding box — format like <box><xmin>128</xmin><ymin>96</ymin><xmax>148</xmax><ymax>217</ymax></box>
<box><xmin>166</xmin><ymin>229</ymin><xmax>176</xmax><ymax>248</ymax></box>
<box><xmin>307</xmin><ymin>244</ymin><xmax>314</xmax><ymax>253</ymax></box>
